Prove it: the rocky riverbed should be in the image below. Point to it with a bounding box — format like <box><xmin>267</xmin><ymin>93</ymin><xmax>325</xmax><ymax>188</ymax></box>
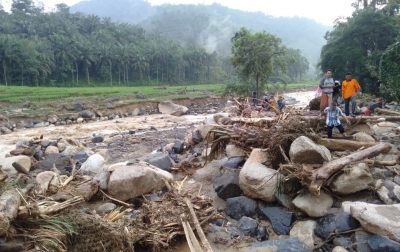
<box><xmin>1</xmin><ymin>91</ymin><xmax>400</xmax><ymax>252</ymax></box>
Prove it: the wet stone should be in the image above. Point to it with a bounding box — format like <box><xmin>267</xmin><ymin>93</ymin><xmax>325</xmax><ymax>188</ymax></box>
<box><xmin>220</xmin><ymin>156</ymin><xmax>246</xmax><ymax>169</ymax></box>
<box><xmin>40</xmin><ymin>140</ymin><xmax>50</xmax><ymax>148</ymax></box>
<box><xmin>249</xmin><ymin>237</ymin><xmax>312</xmax><ymax>252</ymax></box>
<box><xmin>33</xmin><ymin>150</ymin><xmax>44</xmax><ymax>161</ymax></box>
<box><xmin>335</xmin><ymin>212</ymin><xmax>359</xmax><ymax>232</ymax></box>
<box><xmin>353</xmin><ymin>231</ymin><xmax>372</xmax><ymax>252</ymax></box>
<box><xmin>173</xmin><ymin>141</ymin><xmax>184</xmax><ymax>154</ymax></box>
<box><xmin>333</xmin><ymin>237</ymin><xmax>354</xmax><ymax>252</ymax></box>
<box><xmin>314</xmin><ymin>213</ymin><xmax>336</xmax><ymax>240</ymax></box>
<box><xmin>237</xmin><ymin>216</ymin><xmax>258</xmax><ymax>237</ymax></box>
<box><xmin>368</xmin><ymin>235</ymin><xmax>400</xmax><ymax>252</ymax></box>
<box><xmin>225</xmin><ymin>196</ymin><xmax>257</xmax><ymax>221</ymax></box>
<box><xmin>258</xmin><ymin>205</ymin><xmax>295</xmax><ymax>235</ymax></box>
<box><xmin>213</xmin><ymin>168</ymin><xmax>242</xmax><ymax>200</ymax></box>
<box><xmin>91</xmin><ymin>135</ymin><xmax>104</xmax><ymax>143</ymax></box>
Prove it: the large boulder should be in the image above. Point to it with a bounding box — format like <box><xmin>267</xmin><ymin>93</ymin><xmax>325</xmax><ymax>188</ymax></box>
<box><xmin>80</xmin><ymin>154</ymin><xmax>105</xmax><ymax>175</ymax></box>
<box><xmin>329</xmin><ymin>163</ymin><xmax>374</xmax><ymax>195</ymax></box>
<box><xmin>373</xmin><ymin>122</ymin><xmax>399</xmax><ymax>135</ymax></box>
<box><xmin>158</xmin><ymin>101</ymin><xmax>188</xmax><ymax>116</ymax></box>
<box><xmin>292</xmin><ymin>190</ymin><xmax>333</xmax><ymax>217</ymax></box>
<box><xmin>350</xmin><ymin>203</ymin><xmax>400</xmax><ymax>242</ymax></box>
<box><xmin>289</xmin><ymin>136</ymin><xmax>331</xmax><ymax>164</ymax></box>
<box><xmin>375</xmin><ymin>179</ymin><xmax>400</xmax><ymax>204</ymax></box>
<box><xmin>290</xmin><ymin>220</ymin><xmax>317</xmax><ymax>249</ymax></box>
<box><xmin>353</xmin><ymin>132</ymin><xmax>376</xmax><ymax>143</ymax></box>
<box><xmin>239</xmin><ymin>149</ymin><xmax>282</xmax><ymax>202</ymax></box>
<box><xmin>368</xmin><ymin>235</ymin><xmax>400</xmax><ymax>252</ymax></box>
<box><xmin>108</xmin><ymin>164</ymin><xmax>173</xmax><ymax>201</ymax></box>
<box><xmin>0</xmin><ymin>156</ymin><xmax>31</xmax><ymax>176</ymax></box>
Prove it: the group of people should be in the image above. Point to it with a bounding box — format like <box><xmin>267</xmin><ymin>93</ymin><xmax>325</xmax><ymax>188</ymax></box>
<box><xmin>319</xmin><ymin>69</ymin><xmax>362</xmax><ymax>138</ymax></box>
<box><xmin>251</xmin><ymin>91</ymin><xmax>285</xmax><ymax>114</ymax></box>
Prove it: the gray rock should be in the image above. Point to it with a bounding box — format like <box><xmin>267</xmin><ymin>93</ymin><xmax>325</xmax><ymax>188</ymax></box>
<box><xmin>354</xmin><ymin>231</ymin><xmax>372</xmax><ymax>252</ymax></box>
<box><xmin>0</xmin><ymin>156</ymin><xmax>32</xmax><ymax>176</ymax></box>
<box><xmin>368</xmin><ymin>235</ymin><xmax>400</xmax><ymax>252</ymax></box>
<box><xmin>213</xmin><ymin>168</ymin><xmax>242</xmax><ymax>200</ymax></box>
<box><xmin>257</xmin><ymin>226</ymin><xmax>268</xmax><ymax>241</ymax></box>
<box><xmin>290</xmin><ymin>220</ymin><xmax>317</xmax><ymax>249</ymax></box>
<box><xmin>74</xmin><ymin>102</ymin><xmax>84</xmax><ymax>112</ymax></box>
<box><xmin>329</xmin><ymin>163</ymin><xmax>373</xmax><ymax>195</ymax></box>
<box><xmin>239</xmin><ymin>149</ymin><xmax>282</xmax><ymax>202</ymax></box>
<box><xmin>136</xmin><ymin>93</ymin><xmax>147</xmax><ymax>99</ymax></box>
<box><xmin>71</xmin><ymin>151</ymin><xmax>89</xmax><ymax>164</ymax></box>
<box><xmin>192</xmin><ymin>130</ymin><xmax>202</xmax><ymax>144</ymax></box>
<box><xmin>94</xmin><ymin>165</ymin><xmax>110</xmax><ymax>190</ymax></box>
<box><xmin>238</xmin><ymin>216</ymin><xmax>258</xmax><ymax>237</ymax></box>
<box><xmin>158</xmin><ymin>101</ymin><xmax>188</xmax><ymax>116</ymax></box>
<box><xmin>335</xmin><ymin>212</ymin><xmax>359</xmax><ymax>232</ymax></box>
<box><xmin>80</xmin><ymin>154</ymin><xmax>105</xmax><ymax>175</ymax></box>
<box><xmin>106</xmin><ymin>103</ymin><xmax>115</xmax><ymax>109</ymax></box>
<box><xmin>33</xmin><ymin>150</ymin><xmax>44</xmax><ymax>161</ymax></box>
<box><xmin>91</xmin><ymin>135</ymin><xmax>104</xmax><ymax>143</ymax></box>
<box><xmin>225</xmin><ymin>196</ymin><xmax>257</xmax><ymax>221</ymax></box>
<box><xmin>77</xmin><ymin>118</ymin><xmax>84</xmax><ymax>123</ymax></box>
<box><xmin>248</xmin><ymin>237</ymin><xmax>312</xmax><ymax>252</ymax></box>
<box><xmin>314</xmin><ymin>214</ymin><xmax>336</xmax><ymax>240</ymax></box>
<box><xmin>95</xmin><ymin>203</ymin><xmax>116</xmax><ymax>215</ymax></box>
<box><xmin>375</xmin><ymin>179</ymin><xmax>400</xmax><ymax>204</ymax></box>
<box><xmin>108</xmin><ymin>164</ymin><xmax>173</xmax><ymax>201</ymax></box>
<box><xmin>292</xmin><ymin>190</ymin><xmax>333</xmax><ymax>217</ymax></box>
<box><xmin>81</xmin><ymin>110</ymin><xmax>94</xmax><ymax>118</ymax></box>
<box><xmin>275</xmin><ymin>192</ymin><xmax>296</xmax><ymax>210</ymax></box>
<box><xmin>44</xmin><ymin>146</ymin><xmax>59</xmax><ymax>155</ymax></box>
<box><xmin>221</xmin><ymin>157</ymin><xmax>246</xmax><ymax>169</ymax></box>
<box><xmin>333</xmin><ymin>237</ymin><xmax>354</xmax><ymax>252</ymax></box>
<box><xmin>144</xmin><ymin>153</ymin><xmax>174</xmax><ymax>172</ymax></box>
<box><xmin>289</xmin><ymin>136</ymin><xmax>331</xmax><ymax>164</ymax></box>
<box><xmin>40</xmin><ymin>140</ymin><xmax>50</xmax><ymax>148</ymax></box>
<box><xmin>173</xmin><ymin>141</ymin><xmax>184</xmax><ymax>154</ymax></box>
<box><xmin>350</xmin><ymin>203</ymin><xmax>400</xmax><ymax>243</ymax></box>
<box><xmin>258</xmin><ymin>205</ymin><xmax>295</xmax><ymax>235</ymax></box>
<box><xmin>36</xmin><ymin>153</ymin><xmax>71</xmax><ymax>173</ymax></box>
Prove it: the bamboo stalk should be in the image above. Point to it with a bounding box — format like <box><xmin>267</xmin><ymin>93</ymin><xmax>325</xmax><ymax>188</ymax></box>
<box><xmin>184</xmin><ymin>198</ymin><xmax>213</xmax><ymax>252</ymax></box>
<box><xmin>40</xmin><ymin>196</ymin><xmax>84</xmax><ymax>215</ymax></box>
<box><xmin>180</xmin><ymin>214</ymin><xmax>203</xmax><ymax>252</ymax></box>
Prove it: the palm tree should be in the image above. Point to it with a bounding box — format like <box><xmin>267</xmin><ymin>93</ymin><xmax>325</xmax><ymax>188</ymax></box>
<box><xmin>0</xmin><ymin>35</ymin><xmax>21</xmax><ymax>86</ymax></box>
<box><xmin>76</xmin><ymin>37</ymin><xmax>98</xmax><ymax>85</ymax></box>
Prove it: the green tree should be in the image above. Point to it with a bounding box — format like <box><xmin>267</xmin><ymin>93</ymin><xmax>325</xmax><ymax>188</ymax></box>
<box><xmin>230</xmin><ymin>27</ymin><xmax>287</xmax><ymax>96</ymax></box>
<box><xmin>0</xmin><ymin>35</ymin><xmax>21</xmax><ymax>86</ymax></box>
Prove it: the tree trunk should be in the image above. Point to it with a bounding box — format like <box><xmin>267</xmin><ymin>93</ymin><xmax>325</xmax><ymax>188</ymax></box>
<box><xmin>308</xmin><ymin>142</ymin><xmax>392</xmax><ymax>197</ymax></box>
<box><xmin>118</xmin><ymin>66</ymin><xmax>121</xmax><ymax>85</ymax></box>
<box><xmin>317</xmin><ymin>138</ymin><xmax>377</xmax><ymax>151</ymax></box>
<box><xmin>86</xmin><ymin>64</ymin><xmax>90</xmax><ymax>85</ymax></box>
<box><xmin>109</xmin><ymin>62</ymin><xmax>112</xmax><ymax>86</ymax></box>
<box><xmin>374</xmin><ymin>108</ymin><xmax>400</xmax><ymax>116</ymax></box>
<box><xmin>3</xmin><ymin>60</ymin><xmax>7</xmax><ymax>86</ymax></box>
<box><xmin>76</xmin><ymin>61</ymin><xmax>79</xmax><ymax>86</ymax></box>
<box><xmin>256</xmin><ymin>74</ymin><xmax>259</xmax><ymax>98</ymax></box>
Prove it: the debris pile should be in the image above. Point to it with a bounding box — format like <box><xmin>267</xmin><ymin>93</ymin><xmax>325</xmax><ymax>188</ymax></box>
<box><xmin>1</xmin><ymin>97</ymin><xmax>400</xmax><ymax>251</ymax></box>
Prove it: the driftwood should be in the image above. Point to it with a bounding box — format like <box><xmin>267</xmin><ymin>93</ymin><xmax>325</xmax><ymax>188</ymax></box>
<box><xmin>0</xmin><ymin>189</ymin><xmax>21</xmax><ymax>236</ymax></box>
<box><xmin>308</xmin><ymin>142</ymin><xmax>392</xmax><ymax>197</ymax></box>
<box><xmin>184</xmin><ymin>197</ymin><xmax>213</xmax><ymax>252</ymax></box>
<box><xmin>230</xmin><ymin>117</ymin><xmax>276</xmax><ymax>126</ymax></box>
<box><xmin>317</xmin><ymin>138</ymin><xmax>377</xmax><ymax>151</ymax></box>
<box><xmin>374</xmin><ymin>108</ymin><xmax>400</xmax><ymax>116</ymax></box>
<box><xmin>180</xmin><ymin>214</ymin><xmax>203</xmax><ymax>252</ymax></box>
<box><xmin>365</xmin><ymin>158</ymin><xmax>399</xmax><ymax>166</ymax></box>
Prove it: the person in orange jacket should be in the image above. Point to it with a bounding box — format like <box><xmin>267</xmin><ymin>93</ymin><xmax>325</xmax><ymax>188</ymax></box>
<box><xmin>342</xmin><ymin>72</ymin><xmax>361</xmax><ymax>117</ymax></box>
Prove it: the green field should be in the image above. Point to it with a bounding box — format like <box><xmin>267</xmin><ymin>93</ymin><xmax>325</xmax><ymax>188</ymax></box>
<box><xmin>0</xmin><ymin>84</ymin><xmax>226</xmax><ymax>104</ymax></box>
<box><xmin>0</xmin><ymin>81</ymin><xmax>316</xmax><ymax>104</ymax></box>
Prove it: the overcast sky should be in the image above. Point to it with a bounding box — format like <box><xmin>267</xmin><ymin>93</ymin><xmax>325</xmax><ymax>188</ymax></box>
<box><xmin>3</xmin><ymin>0</ymin><xmax>356</xmax><ymax>26</ymax></box>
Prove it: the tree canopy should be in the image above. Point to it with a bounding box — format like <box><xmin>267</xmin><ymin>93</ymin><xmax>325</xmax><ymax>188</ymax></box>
<box><xmin>319</xmin><ymin>7</ymin><xmax>397</xmax><ymax>94</ymax></box>
<box><xmin>230</xmin><ymin>27</ymin><xmax>288</xmax><ymax>96</ymax></box>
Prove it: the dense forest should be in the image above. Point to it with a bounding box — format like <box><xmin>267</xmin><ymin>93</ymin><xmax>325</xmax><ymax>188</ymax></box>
<box><xmin>0</xmin><ymin>0</ymin><xmax>311</xmax><ymax>87</ymax></box>
<box><xmin>319</xmin><ymin>0</ymin><xmax>400</xmax><ymax>99</ymax></box>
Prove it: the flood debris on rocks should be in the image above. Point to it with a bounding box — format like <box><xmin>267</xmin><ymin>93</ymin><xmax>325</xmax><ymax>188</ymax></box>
<box><xmin>1</xmin><ymin>93</ymin><xmax>400</xmax><ymax>251</ymax></box>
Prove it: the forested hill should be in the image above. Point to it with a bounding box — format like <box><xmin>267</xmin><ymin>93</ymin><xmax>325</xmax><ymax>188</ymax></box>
<box><xmin>70</xmin><ymin>0</ymin><xmax>331</xmax><ymax>65</ymax></box>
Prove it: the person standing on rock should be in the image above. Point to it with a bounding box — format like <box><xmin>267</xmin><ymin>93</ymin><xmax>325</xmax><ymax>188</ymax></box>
<box><xmin>324</xmin><ymin>102</ymin><xmax>350</xmax><ymax>139</ymax></box>
<box><xmin>342</xmin><ymin>72</ymin><xmax>361</xmax><ymax>117</ymax></box>
<box><xmin>319</xmin><ymin>69</ymin><xmax>335</xmax><ymax>116</ymax></box>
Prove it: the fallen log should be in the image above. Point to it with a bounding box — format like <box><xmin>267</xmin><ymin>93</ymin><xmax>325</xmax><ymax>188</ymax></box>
<box><xmin>308</xmin><ymin>142</ymin><xmax>392</xmax><ymax>197</ymax></box>
<box><xmin>230</xmin><ymin>117</ymin><xmax>276</xmax><ymax>127</ymax></box>
<box><xmin>365</xmin><ymin>158</ymin><xmax>399</xmax><ymax>166</ymax></box>
<box><xmin>0</xmin><ymin>189</ymin><xmax>21</xmax><ymax>236</ymax></box>
<box><xmin>317</xmin><ymin>138</ymin><xmax>377</xmax><ymax>151</ymax></box>
<box><xmin>374</xmin><ymin>108</ymin><xmax>400</xmax><ymax>116</ymax></box>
